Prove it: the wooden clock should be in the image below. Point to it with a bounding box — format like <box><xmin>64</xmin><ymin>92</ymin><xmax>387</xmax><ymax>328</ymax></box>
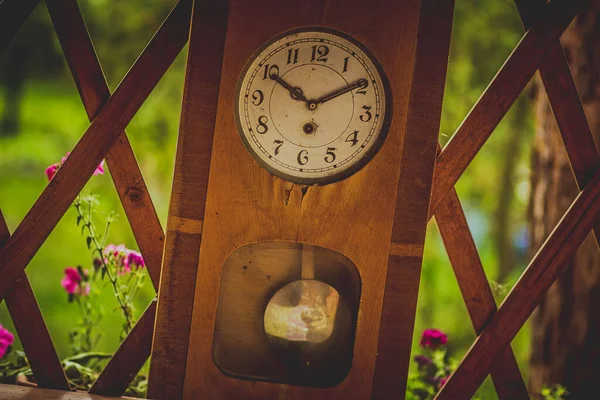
<box><xmin>150</xmin><ymin>1</ymin><xmax>452</xmax><ymax>399</ymax></box>
<box><xmin>234</xmin><ymin>28</ymin><xmax>391</xmax><ymax>185</ymax></box>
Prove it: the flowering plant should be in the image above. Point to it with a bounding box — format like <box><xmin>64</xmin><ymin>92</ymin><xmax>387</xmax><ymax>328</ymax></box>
<box><xmin>0</xmin><ymin>153</ymin><xmax>149</xmax><ymax>396</ymax></box>
<box><xmin>406</xmin><ymin>329</ymin><xmax>569</xmax><ymax>400</ymax></box>
<box><xmin>406</xmin><ymin>329</ymin><xmax>456</xmax><ymax>400</ymax></box>
<box><xmin>0</xmin><ymin>325</ymin><xmax>14</xmax><ymax>360</ymax></box>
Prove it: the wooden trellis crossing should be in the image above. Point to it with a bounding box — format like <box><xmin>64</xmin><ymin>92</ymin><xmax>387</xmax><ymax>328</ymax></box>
<box><xmin>0</xmin><ymin>0</ymin><xmax>595</xmax><ymax>399</ymax></box>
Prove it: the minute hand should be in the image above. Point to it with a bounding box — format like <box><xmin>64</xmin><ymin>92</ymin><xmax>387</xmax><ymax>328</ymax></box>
<box><xmin>314</xmin><ymin>79</ymin><xmax>368</xmax><ymax>105</ymax></box>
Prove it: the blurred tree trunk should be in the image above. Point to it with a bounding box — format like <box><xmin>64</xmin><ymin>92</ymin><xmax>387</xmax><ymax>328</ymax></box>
<box><xmin>495</xmin><ymin>96</ymin><xmax>528</xmax><ymax>284</ymax></box>
<box><xmin>529</xmin><ymin>3</ymin><xmax>600</xmax><ymax>398</ymax></box>
<box><xmin>0</xmin><ymin>43</ymin><xmax>27</xmax><ymax>136</ymax></box>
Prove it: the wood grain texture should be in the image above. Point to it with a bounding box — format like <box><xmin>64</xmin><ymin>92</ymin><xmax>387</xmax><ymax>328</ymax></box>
<box><xmin>0</xmin><ymin>0</ymin><xmax>189</xmax><ymax>302</ymax></box>
<box><xmin>0</xmin><ymin>212</ymin><xmax>69</xmax><ymax>391</ymax></box>
<box><xmin>182</xmin><ymin>0</ymin><xmax>421</xmax><ymax>399</ymax></box>
<box><xmin>148</xmin><ymin>0</ymin><xmax>228</xmax><ymax>399</ymax></box>
<box><xmin>429</xmin><ymin>0</ymin><xmax>583</xmax><ymax>218</ymax></box>
<box><xmin>0</xmin><ymin>0</ymin><xmax>39</xmax><ymax>55</ymax></box>
<box><xmin>46</xmin><ymin>0</ymin><xmax>165</xmax><ymax>290</ymax></box>
<box><xmin>436</xmin><ymin>167</ymin><xmax>600</xmax><ymax>399</ymax></box>
<box><xmin>89</xmin><ymin>300</ymin><xmax>156</xmax><ymax>396</ymax></box>
<box><xmin>433</xmin><ymin>173</ymin><xmax>528</xmax><ymax>399</ymax></box>
<box><xmin>372</xmin><ymin>2</ymin><xmax>454</xmax><ymax>398</ymax></box>
<box><xmin>0</xmin><ymin>384</ymin><xmax>140</xmax><ymax>400</ymax></box>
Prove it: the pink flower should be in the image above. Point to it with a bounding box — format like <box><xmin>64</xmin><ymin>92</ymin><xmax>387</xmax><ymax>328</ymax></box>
<box><xmin>45</xmin><ymin>153</ymin><xmax>104</xmax><ymax>181</ymax></box>
<box><xmin>127</xmin><ymin>250</ymin><xmax>145</xmax><ymax>269</ymax></box>
<box><xmin>103</xmin><ymin>244</ymin><xmax>145</xmax><ymax>274</ymax></box>
<box><xmin>440</xmin><ymin>376</ymin><xmax>449</xmax><ymax>387</ymax></box>
<box><xmin>62</xmin><ymin>152</ymin><xmax>105</xmax><ymax>176</ymax></box>
<box><xmin>420</xmin><ymin>328</ymin><xmax>448</xmax><ymax>349</ymax></box>
<box><xmin>45</xmin><ymin>164</ymin><xmax>59</xmax><ymax>181</ymax></box>
<box><xmin>61</xmin><ymin>267</ymin><xmax>90</xmax><ymax>296</ymax></box>
<box><xmin>0</xmin><ymin>324</ymin><xmax>15</xmax><ymax>359</ymax></box>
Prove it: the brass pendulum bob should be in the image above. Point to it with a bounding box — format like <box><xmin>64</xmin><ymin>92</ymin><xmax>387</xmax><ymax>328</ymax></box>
<box><xmin>263</xmin><ymin>244</ymin><xmax>351</xmax><ymax>370</ymax></box>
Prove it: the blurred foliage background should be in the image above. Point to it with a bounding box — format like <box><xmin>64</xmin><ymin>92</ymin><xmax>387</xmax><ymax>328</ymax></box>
<box><xmin>0</xmin><ymin>1</ymin><xmax>534</xmax><ymax>398</ymax></box>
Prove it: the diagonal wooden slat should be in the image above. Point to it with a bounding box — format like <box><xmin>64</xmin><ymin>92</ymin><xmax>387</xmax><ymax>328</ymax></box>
<box><xmin>89</xmin><ymin>300</ymin><xmax>157</xmax><ymax>396</ymax></box>
<box><xmin>436</xmin><ymin>166</ymin><xmax>600</xmax><ymax>399</ymax></box>
<box><xmin>428</xmin><ymin>0</ymin><xmax>583</xmax><ymax>218</ymax></box>
<box><xmin>0</xmin><ymin>211</ymin><xmax>69</xmax><ymax>390</ymax></box>
<box><xmin>46</xmin><ymin>0</ymin><xmax>165</xmax><ymax>290</ymax></box>
<box><xmin>50</xmin><ymin>2</ymin><xmax>193</xmax><ymax>394</ymax></box>
<box><xmin>372</xmin><ymin>1</ymin><xmax>454</xmax><ymax>397</ymax></box>
<box><xmin>433</xmin><ymin>0</ymin><xmax>596</xmax><ymax>397</ymax></box>
<box><xmin>434</xmin><ymin>144</ymin><xmax>528</xmax><ymax>399</ymax></box>
<box><xmin>0</xmin><ymin>0</ymin><xmax>190</xmax><ymax>302</ymax></box>
<box><xmin>148</xmin><ymin>0</ymin><xmax>229</xmax><ymax>398</ymax></box>
<box><xmin>515</xmin><ymin>0</ymin><xmax>600</xmax><ymax>189</ymax></box>
<box><xmin>0</xmin><ymin>0</ymin><xmax>39</xmax><ymax>55</ymax></box>
<box><xmin>515</xmin><ymin>0</ymin><xmax>600</xmax><ymax>247</ymax></box>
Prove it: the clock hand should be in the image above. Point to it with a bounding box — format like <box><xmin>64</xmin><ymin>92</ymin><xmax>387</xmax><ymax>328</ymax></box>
<box><xmin>269</xmin><ymin>73</ymin><xmax>308</xmax><ymax>103</ymax></box>
<box><xmin>313</xmin><ymin>78</ymin><xmax>368</xmax><ymax>105</ymax></box>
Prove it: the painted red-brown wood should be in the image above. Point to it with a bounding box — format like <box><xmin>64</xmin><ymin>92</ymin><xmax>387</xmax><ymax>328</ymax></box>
<box><xmin>429</xmin><ymin>0</ymin><xmax>583</xmax><ymax>218</ymax></box>
<box><xmin>0</xmin><ymin>212</ymin><xmax>69</xmax><ymax>390</ymax></box>
<box><xmin>90</xmin><ymin>300</ymin><xmax>157</xmax><ymax>396</ymax></box>
<box><xmin>0</xmin><ymin>0</ymin><xmax>190</xmax><ymax>302</ymax></box>
<box><xmin>0</xmin><ymin>383</ymin><xmax>143</xmax><ymax>400</ymax></box>
<box><xmin>372</xmin><ymin>1</ymin><xmax>454</xmax><ymax>397</ymax></box>
<box><xmin>0</xmin><ymin>0</ymin><xmax>39</xmax><ymax>55</ymax></box>
<box><xmin>515</xmin><ymin>0</ymin><xmax>600</xmax><ymax>188</ymax></box>
<box><xmin>148</xmin><ymin>0</ymin><xmax>228</xmax><ymax>398</ymax></box>
<box><xmin>46</xmin><ymin>0</ymin><xmax>165</xmax><ymax>290</ymax></box>
<box><xmin>434</xmin><ymin>173</ymin><xmax>528</xmax><ymax>399</ymax></box>
<box><xmin>436</xmin><ymin>166</ymin><xmax>600</xmax><ymax>399</ymax></box>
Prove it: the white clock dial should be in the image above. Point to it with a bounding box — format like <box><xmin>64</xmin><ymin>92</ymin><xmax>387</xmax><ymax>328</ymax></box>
<box><xmin>235</xmin><ymin>28</ymin><xmax>391</xmax><ymax>185</ymax></box>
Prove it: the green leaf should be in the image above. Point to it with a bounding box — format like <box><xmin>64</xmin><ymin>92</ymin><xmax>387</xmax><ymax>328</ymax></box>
<box><xmin>86</xmin><ymin>237</ymin><xmax>92</xmax><ymax>249</ymax></box>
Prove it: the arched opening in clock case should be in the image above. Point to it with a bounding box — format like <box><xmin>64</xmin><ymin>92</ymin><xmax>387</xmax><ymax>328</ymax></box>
<box><xmin>212</xmin><ymin>241</ymin><xmax>361</xmax><ymax>387</ymax></box>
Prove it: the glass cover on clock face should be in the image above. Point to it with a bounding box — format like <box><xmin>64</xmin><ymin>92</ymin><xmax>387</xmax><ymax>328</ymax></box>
<box><xmin>235</xmin><ymin>28</ymin><xmax>391</xmax><ymax>185</ymax></box>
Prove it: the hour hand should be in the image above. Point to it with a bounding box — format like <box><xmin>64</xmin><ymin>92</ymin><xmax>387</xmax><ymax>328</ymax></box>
<box><xmin>270</xmin><ymin>73</ymin><xmax>308</xmax><ymax>103</ymax></box>
<box><xmin>314</xmin><ymin>78</ymin><xmax>368</xmax><ymax>105</ymax></box>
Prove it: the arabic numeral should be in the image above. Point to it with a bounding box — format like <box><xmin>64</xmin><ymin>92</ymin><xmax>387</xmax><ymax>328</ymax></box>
<box><xmin>297</xmin><ymin>150</ymin><xmax>309</xmax><ymax>165</ymax></box>
<box><xmin>257</xmin><ymin>115</ymin><xmax>269</xmax><ymax>134</ymax></box>
<box><xmin>360</xmin><ymin>105</ymin><xmax>373</xmax><ymax>122</ymax></box>
<box><xmin>345</xmin><ymin>130</ymin><xmax>359</xmax><ymax>146</ymax></box>
<box><xmin>311</xmin><ymin>45</ymin><xmax>329</xmax><ymax>62</ymax></box>
<box><xmin>262</xmin><ymin>64</ymin><xmax>279</xmax><ymax>80</ymax></box>
<box><xmin>356</xmin><ymin>80</ymin><xmax>368</xmax><ymax>95</ymax></box>
<box><xmin>274</xmin><ymin>139</ymin><xmax>284</xmax><ymax>155</ymax></box>
<box><xmin>324</xmin><ymin>147</ymin><xmax>336</xmax><ymax>163</ymax></box>
<box><xmin>287</xmin><ymin>48</ymin><xmax>299</xmax><ymax>64</ymax></box>
<box><xmin>251</xmin><ymin>89</ymin><xmax>264</xmax><ymax>106</ymax></box>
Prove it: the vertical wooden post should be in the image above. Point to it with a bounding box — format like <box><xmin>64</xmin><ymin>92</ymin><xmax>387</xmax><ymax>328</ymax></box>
<box><xmin>372</xmin><ymin>1</ymin><xmax>454</xmax><ymax>398</ymax></box>
<box><xmin>148</xmin><ymin>0</ymin><xmax>229</xmax><ymax>398</ymax></box>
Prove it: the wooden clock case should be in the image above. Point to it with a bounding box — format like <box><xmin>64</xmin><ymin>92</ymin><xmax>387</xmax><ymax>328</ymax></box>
<box><xmin>150</xmin><ymin>0</ymin><xmax>451</xmax><ymax>399</ymax></box>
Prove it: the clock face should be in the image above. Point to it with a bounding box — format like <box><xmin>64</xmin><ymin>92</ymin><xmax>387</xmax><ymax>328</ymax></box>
<box><xmin>235</xmin><ymin>28</ymin><xmax>391</xmax><ymax>185</ymax></box>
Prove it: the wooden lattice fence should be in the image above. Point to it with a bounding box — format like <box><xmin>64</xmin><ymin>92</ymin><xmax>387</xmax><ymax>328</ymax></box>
<box><xmin>0</xmin><ymin>0</ymin><xmax>595</xmax><ymax>399</ymax></box>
